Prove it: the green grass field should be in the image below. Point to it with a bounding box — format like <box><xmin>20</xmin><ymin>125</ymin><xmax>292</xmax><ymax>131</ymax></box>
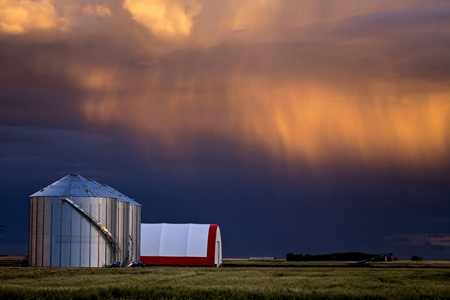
<box><xmin>1</xmin><ymin>259</ymin><xmax>450</xmax><ymax>299</ymax></box>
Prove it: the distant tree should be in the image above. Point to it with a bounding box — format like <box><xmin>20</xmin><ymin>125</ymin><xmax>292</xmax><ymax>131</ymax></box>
<box><xmin>411</xmin><ymin>255</ymin><xmax>423</xmax><ymax>261</ymax></box>
<box><xmin>286</xmin><ymin>252</ymin><xmax>383</xmax><ymax>261</ymax></box>
<box><xmin>286</xmin><ymin>253</ymin><xmax>304</xmax><ymax>261</ymax></box>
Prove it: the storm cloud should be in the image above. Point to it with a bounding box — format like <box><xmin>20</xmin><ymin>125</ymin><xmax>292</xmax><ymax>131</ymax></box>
<box><xmin>1</xmin><ymin>0</ymin><xmax>449</xmax><ymax>259</ymax></box>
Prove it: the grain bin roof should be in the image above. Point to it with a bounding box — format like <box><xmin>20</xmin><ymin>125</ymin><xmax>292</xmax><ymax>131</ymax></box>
<box><xmin>29</xmin><ymin>174</ymin><xmax>140</xmax><ymax>206</ymax></box>
<box><xmin>30</xmin><ymin>174</ymin><xmax>111</xmax><ymax>197</ymax></box>
<box><xmin>101</xmin><ymin>184</ymin><xmax>141</xmax><ymax>206</ymax></box>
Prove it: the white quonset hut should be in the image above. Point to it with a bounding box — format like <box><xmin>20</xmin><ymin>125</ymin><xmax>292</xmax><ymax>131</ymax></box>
<box><xmin>28</xmin><ymin>174</ymin><xmax>141</xmax><ymax>267</ymax></box>
<box><xmin>141</xmin><ymin>223</ymin><xmax>222</xmax><ymax>267</ymax></box>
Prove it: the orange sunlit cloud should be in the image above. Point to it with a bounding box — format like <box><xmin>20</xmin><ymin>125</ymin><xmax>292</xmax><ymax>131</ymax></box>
<box><xmin>82</xmin><ymin>4</ymin><xmax>112</xmax><ymax>17</ymax></box>
<box><xmin>77</xmin><ymin>1</ymin><xmax>449</xmax><ymax>168</ymax></box>
<box><xmin>82</xmin><ymin>74</ymin><xmax>450</xmax><ymax>168</ymax></box>
<box><xmin>0</xmin><ymin>0</ymin><xmax>66</xmax><ymax>34</ymax></box>
<box><xmin>230</xmin><ymin>79</ymin><xmax>449</xmax><ymax>167</ymax></box>
<box><xmin>123</xmin><ymin>0</ymin><xmax>202</xmax><ymax>39</ymax></box>
<box><xmin>77</xmin><ymin>1</ymin><xmax>450</xmax><ymax>169</ymax></box>
<box><xmin>1</xmin><ymin>0</ymin><xmax>448</xmax><ymax>169</ymax></box>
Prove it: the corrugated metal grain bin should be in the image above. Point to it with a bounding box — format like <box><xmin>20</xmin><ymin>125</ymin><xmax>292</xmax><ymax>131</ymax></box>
<box><xmin>28</xmin><ymin>174</ymin><xmax>141</xmax><ymax>267</ymax></box>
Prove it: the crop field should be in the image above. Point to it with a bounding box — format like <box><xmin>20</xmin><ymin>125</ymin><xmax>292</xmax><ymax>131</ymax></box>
<box><xmin>1</xmin><ymin>259</ymin><xmax>450</xmax><ymax>299</ymax></box>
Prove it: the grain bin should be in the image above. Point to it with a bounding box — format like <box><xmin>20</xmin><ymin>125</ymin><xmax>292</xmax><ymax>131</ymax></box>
<box><xmin>28</xmin><ymin>174</ymin><xmax>141</xmax><ymax>267</ymax></box>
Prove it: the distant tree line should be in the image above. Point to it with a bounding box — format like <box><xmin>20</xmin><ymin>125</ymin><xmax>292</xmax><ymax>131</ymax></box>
<box><xmin>286</xmin><ymin>252</ymin><xmax>383</xmax><ymax>261</ymax></box>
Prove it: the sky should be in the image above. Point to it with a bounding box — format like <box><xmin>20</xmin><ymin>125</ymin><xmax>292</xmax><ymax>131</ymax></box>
<box><xmin>1</xmin><ymin>0</ymin><xmax>450</xmax><ymax>260</ymax></box>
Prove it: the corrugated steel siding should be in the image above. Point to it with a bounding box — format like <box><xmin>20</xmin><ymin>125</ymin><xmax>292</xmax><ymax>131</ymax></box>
<box><xmin>130</xmin><ymin>205</ymin><xmax>141</xmax><ymax>261</ymax></box>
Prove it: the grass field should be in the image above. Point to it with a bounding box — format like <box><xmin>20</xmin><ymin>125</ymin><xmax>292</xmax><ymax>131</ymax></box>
<box><xmin>1</xmin><ymin>259</ymin><xmax>450</xmax><ymax>299</ymax></box>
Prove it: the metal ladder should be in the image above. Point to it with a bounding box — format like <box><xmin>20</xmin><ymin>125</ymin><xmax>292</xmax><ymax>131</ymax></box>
<box><xmin>61</xmin><ymin>198</ymin><xmax>121</xmax><ymax>265</ymax></box>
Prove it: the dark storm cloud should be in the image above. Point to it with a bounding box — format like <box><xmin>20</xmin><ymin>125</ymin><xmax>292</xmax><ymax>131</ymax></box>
<box><xmin>334</xmin><ymin>4</ymin><xmax>450</xmax><ymax>34</ymax></box>
<box><xmin>0</xmin><ymin>1</ymin><xmax>449</xmax><ymax>259</ymax></box>
<box><xmin>385</xmin><ymin>233</ymin><xmax>450</xmax><ymax>254</ymax></box>
<box><xmin>285</xmin><ymin>4</ymin><xmax>450</xmax><ymax>86</ymax></box>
